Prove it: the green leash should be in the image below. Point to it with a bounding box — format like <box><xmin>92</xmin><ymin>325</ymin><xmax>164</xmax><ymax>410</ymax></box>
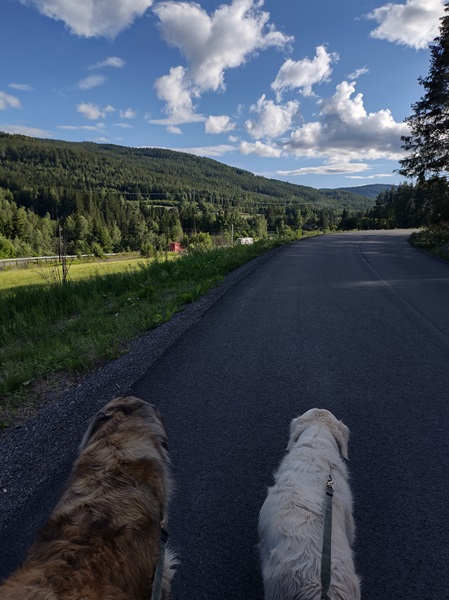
<box><xmin>151</xmin><ymin>525</ymin><xmax>169</xmax><ymax>600</ymax></box>
<box><xmin>321</xmin><ymin>474</ymin><xmax>334</xmax><ymax>600</ymax></box>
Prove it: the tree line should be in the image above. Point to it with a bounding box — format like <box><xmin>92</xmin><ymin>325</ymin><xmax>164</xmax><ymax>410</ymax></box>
<box><xmin>0</xmin><ymin>183</ymin><xmax>342</xmax><ymax>258</ymax></box>
<box><xmin>338</xmin><ymin>180</ymin><xmax>449</xmax><ymax>231</ymax></box>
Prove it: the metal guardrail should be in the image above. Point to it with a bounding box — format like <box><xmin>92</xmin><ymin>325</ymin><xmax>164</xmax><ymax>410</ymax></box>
<box><xmin>0</xmin><ymin>254</ymin><xmax>117</xmax><ymax>269</ymax></box>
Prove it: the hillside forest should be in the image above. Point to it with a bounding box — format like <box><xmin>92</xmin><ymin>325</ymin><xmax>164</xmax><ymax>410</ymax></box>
<box><xmin>0</xmin><ymin>133</ymin><xmax>446</xmax><ymax>259</ymax></box>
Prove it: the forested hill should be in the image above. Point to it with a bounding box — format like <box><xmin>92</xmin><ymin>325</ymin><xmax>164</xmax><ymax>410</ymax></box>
<box><xmin>0</xmin><ymin>133</ymin><xmax>370</xmax><ymax>212</ymax></box>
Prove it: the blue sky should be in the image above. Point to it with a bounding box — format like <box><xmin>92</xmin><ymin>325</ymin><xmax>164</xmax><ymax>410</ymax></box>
<box><xmin>0</xmin><ymin>0</ymin><xmax>444</xmax><ymax>189</ymax></box>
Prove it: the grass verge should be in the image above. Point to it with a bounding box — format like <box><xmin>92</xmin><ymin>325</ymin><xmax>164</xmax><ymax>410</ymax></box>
<box><xmin>0</xmin><ymin>239</ymin><xmax>282</xmax><ymax>427</ymax></box>
<box><xmin>409</xmin><ymin>225</ymin><xmax>449</xmax><ymax>262</ymax></box>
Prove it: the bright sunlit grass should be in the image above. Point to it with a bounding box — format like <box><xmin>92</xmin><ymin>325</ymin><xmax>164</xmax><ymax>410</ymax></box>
<box><xmin>0</xmin><ymin>257</ymin><xmax>149</xmax><ymax>291</ymax></box>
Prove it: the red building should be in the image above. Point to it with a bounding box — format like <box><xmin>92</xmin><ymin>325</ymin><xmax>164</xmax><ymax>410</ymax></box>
<box><xmin>169</xmin><ymin>242</ymin><xmax>182</xmax><ymax>252</ymax></box>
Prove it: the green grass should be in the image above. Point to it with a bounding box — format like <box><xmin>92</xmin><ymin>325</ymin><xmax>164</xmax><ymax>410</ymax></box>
<box><xmin>0</xmin><ymin>240</ymin><xmax>281</xmax><ymax>427</ymax></box>
<box><xmin>0</xmin><ymin>256</ymin><xmax>150</xmax><ymax>291</ymax></box>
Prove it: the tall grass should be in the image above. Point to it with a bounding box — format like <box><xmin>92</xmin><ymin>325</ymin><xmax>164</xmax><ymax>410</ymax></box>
<box><xmin>0</xmin><ymin>240</ymin><xmax>280</xmax><ymax>425</ymax></box>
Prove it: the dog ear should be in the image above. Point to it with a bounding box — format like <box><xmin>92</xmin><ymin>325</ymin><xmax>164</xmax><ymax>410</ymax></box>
<box><xmin>287</xmin><ymin>417</ymin><xmax>308</xmax><ymax>450</ymax></box>
<box><xmin>79</xmin><ymin>411</ymin><xmax>111</xmax><ymax>450</ymax></box>
<box><xmin>331</xmin><ymin>420</ymin><xmax>350</xmax><ymax>460</ymax></box>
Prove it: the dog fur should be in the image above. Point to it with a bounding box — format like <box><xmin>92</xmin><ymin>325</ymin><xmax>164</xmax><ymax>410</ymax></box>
<box><xmin>0</xmin><ymin>396</ymin><xmax>176</xmax><ymax>600</ymax></box>
<box><xmin>258</xmin><ymin>408</ymin><xmax>360</xmax><ymax>600</ymax></box>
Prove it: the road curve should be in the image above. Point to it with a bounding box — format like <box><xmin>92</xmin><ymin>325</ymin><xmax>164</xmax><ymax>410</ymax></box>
<box><xmin>2</xmin><ymin>230</ymin><xmax>449</xmax><ymax>599</ymax></box>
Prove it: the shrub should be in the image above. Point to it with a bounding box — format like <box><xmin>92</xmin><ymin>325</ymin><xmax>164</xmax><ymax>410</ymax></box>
<box><xmin>410</xmin><ymin>225</ymin><xmax>449</xmax><ymax>248</ymax></box>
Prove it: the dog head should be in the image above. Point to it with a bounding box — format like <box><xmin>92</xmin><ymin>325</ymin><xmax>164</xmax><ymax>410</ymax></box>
<box><xmin>287</xmin><ymin>408</ymin><xmax>350</xmax><ymax>459</ymax></box>
<box><xmin>80</xmin><ymin>396</ymin><xmax>169</xmax><ymax>463</ymax></box>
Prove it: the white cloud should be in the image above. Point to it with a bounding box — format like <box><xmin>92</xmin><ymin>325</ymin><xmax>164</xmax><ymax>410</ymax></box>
<box><xmin>58</xmin><ymin>124</ymin><xmax>105</xmax><ymax>131</ymax></box>
<box><xmin>284</xmin><ymin>80</ymin><xmax>409</xmax><ymax>161</ymax></box>
<box><xmin>347</xmin><ymin>67</ymin><xmax>369</xmax><ymax>81</ymax></box>
<box><xmin>152</xmin><ymin>66</ymin><xmax>205</xmax><ymax>125</ymax></box>
<box><xmin>167</xmin><ymin>125</ymin><xmax>183</xmax><ymax>134</ymax></box>
<box><xmin>245</xmin><ymin>95</ymin><xmax>299</xmax><ymax>139</ymax></box>
<box><xmin>278</xmin><ymin>162</ymin><xmax>371</xmax><ymax>176</ymax></box>
<box><xmin>154</xmin><ymin>0</ymin><xmax>292</xmax><ymax>93</ymax></box>
<box><xmin>114</xmin><ymin>123</ymin><xmax>133</xmax><ymax>129</ymax></box>
<box><xmin>367</xmin><ymin>0</ymin><xmax>445</xmax><ymax>49</ymax></box>
<box><xmin>119</xmin><ymin>108</ymin><xmax>137</xmax><ymax>119</ymax></box>
<box><xmin>240</xmin><ymin>140</ymin><xmax>282</xmax><ymax>157</ymax></box>
<box><xmin>8</xmin><ymin>83</ymin><xmax>34</xmax><ymax>91</ymax></box>
<box><xmin>347</xmin><ymin>173</ymin><xmax>394</xmax><ymax>179</ymax></box>
<box><xmin>89</xmin><ymin>56</ymin><xmax>126</xmax><ymax>69</ymax></box>
<box><xmin>272</xmin><ymin>45</ymin><xmax>339</xmax><ymax>98</ymax></box>
<box><xmin>0</xmin><ymin>124</ymin><xmax>51</xmax><ymax>137</ymax></box>
<box><xmin>205</xmin><ymin>115</ymin><xmax>235</xmax><ymax>134</ymax></box>
<box><xmin>21</xmin><ymin>0</ymin><xmax>154</xmax><ymax>38</ymax></box>
<box><xmin>77</xmin><ymin>102</ymin><xmax>115</xmax><ymax>120</ymax></box>
<box><xmin>78</xmin><ymin>75</ymin><xmax>107</xmax><ymax>90</ymax></box>
<box><xmin>152</xmin><ymin>0</ymin><xmax>293</xmax><ymax>123</ymax></box>
<box><xmin>0</xmin><ymin>92</ymin><xmax>21</xmax><ymax>110</ymax></box>
<box><xmin>159</xmin><ymin>144</ymin><xmax>235</xmax><ymax>157</ymax></box>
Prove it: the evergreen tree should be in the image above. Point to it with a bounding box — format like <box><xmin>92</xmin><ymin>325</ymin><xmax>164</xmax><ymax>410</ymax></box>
<box><xmin>399</xmin><ymin>4</ymin><xmax>449</xmax><ymax>182</ymax></box>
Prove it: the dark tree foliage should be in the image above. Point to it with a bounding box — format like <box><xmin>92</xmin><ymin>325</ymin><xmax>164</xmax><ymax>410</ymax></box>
<box><xmin>399</xmin><ymin>4</ymin><xmax>449</xmax><ymax>183</ymax></box>
<box><xmin>337</xmin><ymin>183</ymin><xmax>434</xmax><ymax>230</ymax></box>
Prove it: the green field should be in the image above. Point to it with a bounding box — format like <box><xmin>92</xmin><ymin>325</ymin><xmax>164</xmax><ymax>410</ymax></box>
<box><xmin>0</xmin><ymin>257</ymin><xmax>152</xmax><ymax>291</ymax></box>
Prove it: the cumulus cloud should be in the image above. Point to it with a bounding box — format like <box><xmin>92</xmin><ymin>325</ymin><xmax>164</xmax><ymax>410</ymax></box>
<box><xmin>205</xmin><ymin>115</ymin><xmax>235</xmax><ymax>134</ymax></box>
<box><xmin>240</xmin><ymin>140</ymin><xmax>282</xmax><ymax>157</ymax></box>
<box><xmin>245</xmin><ymin>95</ymin><xmax>299</xmax><ymax>140</ymax></box>
<box><xmin>89</xmin><ymin>56</ymin><xmax>126</xmax><ymax>70</ymax></box>
<box><xmin>0</xmin><ymin>92</ymin><xmax>21</xmax><ymax>110</ymax></box>
<box><xmin>167</xmin><ymin>125</ymin><xmax>183</xmax><ymax>134</ymax></box>
<box><xmin>154</xmin><ymin>0</ymin><xmax>292</xmax><ymax>93</ymax></box>
<box><xmin>152</xmin><ymin>0</ymin><xmax>292</xmax><ymax>124</ymax></box>
<box><xmin>78</xmin><ymin>75</ymin><xmax>107</xmax><ymax>90</ymax></box>
<box><xmin>152</xmin><ymin>66</ymin><xmax>205</xmax><ymax>126</ymax></box>
<box><xmin>272</xmin><ymin>45</ymin><xmax>339</xmax><ymax>98</ymax></box>
<box><xmin>367</xmin><ymin>0</ymin><xmax>445</xmax><ymax>49</ymax></box>
<box><xmin>21</xmin><ymin>0</ymin><xmax>154</xmax><ymax>38</ymax></box>
<box><xmin>120</xmin><ymin>108</ymin><xmax>137</xmax><ymax>119</ymax></box>
<box><xmin>284</xmin><ymin>80</ymin><xmax>409</xmax><ymax>162</ymax></box>
<box><xmin>77</xmin><ymin>102</ymin><xmax>115</xmax><ymax>120</ymax></box>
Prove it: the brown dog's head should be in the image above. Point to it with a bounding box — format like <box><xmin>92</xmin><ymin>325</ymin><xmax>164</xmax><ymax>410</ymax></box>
<box><xmin>287</xmin><ymin>408</ymin><xmax>350</xmax><ymax>459</ymax></box>
<box><xmin>79</xmin><ymin>396</ymin><xmax>167</xmax><ymax>452</ymax></box>
<box><xmin>80</xmin><ymin>396</ymin><xmax>170</xmax><ymax>466</ymax></box>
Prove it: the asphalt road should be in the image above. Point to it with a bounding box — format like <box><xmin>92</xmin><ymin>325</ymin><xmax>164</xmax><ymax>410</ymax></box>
<box><xmin>2</xmin><ymin>231</ymin><xmax>449</xmax><ymax>599</ymax></box>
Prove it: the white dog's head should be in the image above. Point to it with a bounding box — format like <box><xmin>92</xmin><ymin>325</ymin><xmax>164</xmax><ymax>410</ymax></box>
<box><xmin>287</xmin><ymin>408</ymin><xmax>350</xmax><ymax>459</ymax></box>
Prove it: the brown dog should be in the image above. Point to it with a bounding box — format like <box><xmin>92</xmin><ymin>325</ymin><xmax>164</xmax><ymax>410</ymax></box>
<box><xmin>0</xmin><ymin>396</ymin><xmax>176</xmax><ymax>600</ymax></box>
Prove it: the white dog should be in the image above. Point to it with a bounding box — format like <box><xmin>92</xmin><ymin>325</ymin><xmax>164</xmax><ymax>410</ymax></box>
<box><xmin>258</xmin><ymin>408</ymin><xmax>361</xmax><ymax>600</ymax></box>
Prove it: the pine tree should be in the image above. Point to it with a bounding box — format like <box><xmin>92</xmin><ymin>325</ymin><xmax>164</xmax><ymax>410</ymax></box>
<box><xmin>399</xmin><ymin>4</ymin><xmax>449</xmax><ymax>182</ymax></box>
